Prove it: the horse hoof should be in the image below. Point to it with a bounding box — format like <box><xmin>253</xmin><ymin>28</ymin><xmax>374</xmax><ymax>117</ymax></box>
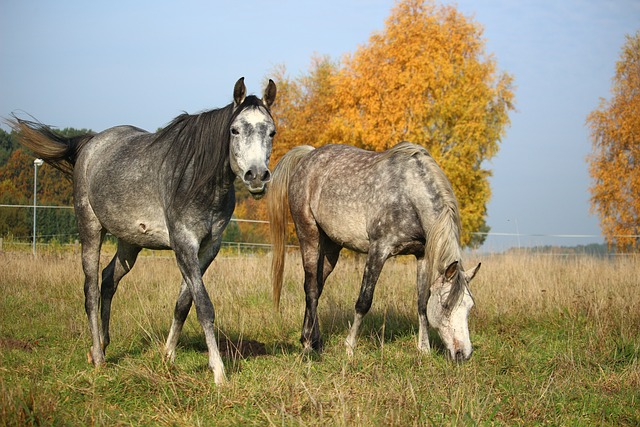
<box><xmin>87</xmin><ymin>346</ymin><xmax>105</xmax><ymax>366</ymax></box>
<box><xmin>214</xmin><ymin>372</ymin><xmax>227</xmax><ymax>386</ymax></box>
<box><xmin>164</xmin><ymin>349</ymin><xmax>176</xmax><ymax>364</ymax></box>
<box><xmin>301</xmin><ymin>343</ymin><xmax>314</xmax><ymax>355</ymax></box>
<box><xmin>345</xmin><ymin>344</ymin><xmax>355</xmax><ymax>358</ymax></box>
<box><xmin>417</xmin><ymin>346</ymin><xmax>431</xmax><ymax>355</ymax></box>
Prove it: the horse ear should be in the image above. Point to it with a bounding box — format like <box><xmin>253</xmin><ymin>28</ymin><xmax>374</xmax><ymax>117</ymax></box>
<box><xmin>444</xmin><ymin>261</ymin><xmax>459</xmax><ymax>281</ymax></box>
<box><xmin>262</xmin><ymin>79</ymin><xmax>277</xmax><ymax>109</ymax></box>
<box><xmin>464</xmin><ymin>263</ymin><xmax>481</xmax><ymax>282</ymax></box>
<box><xmin>233</xmin><ymin>77</ymin><xmax>246</xmax><ymax>107</ymax></box>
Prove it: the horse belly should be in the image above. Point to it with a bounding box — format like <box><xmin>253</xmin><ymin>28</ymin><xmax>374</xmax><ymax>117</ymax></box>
<box><xmin>315</xmin><ymin>206</ymin><xmax>370</xmax><ymax>253</ymax></box>
<box><xmin>101</xmin><ymin>211</ymin><xmax>171</xmax><ymax>249</ymax></box>
<box><xmin>87</xmin><ymin>189</ymin><xmax>171</xmax><ymax>249</ymax></box>
<box><xmin>122</xmin><ymin>219</ymin><xmax>170</xmax><ymax>249</ymax></box>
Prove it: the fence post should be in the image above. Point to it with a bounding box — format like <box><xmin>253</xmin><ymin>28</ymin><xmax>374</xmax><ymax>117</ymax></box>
<box><xmin>0</xmin><ymin>237</ymin><xmax>3</xmax><ymax>252</ymax></box>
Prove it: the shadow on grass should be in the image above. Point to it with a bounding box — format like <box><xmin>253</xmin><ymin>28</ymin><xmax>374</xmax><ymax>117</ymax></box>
<box><xmin>104</xmin><ymin>329</ymin><xmax>299</xmax><ymax>365</ymax></box>
<box><xmin>102</xmin><ymin>302</ymin><xmax>452</xmax><ymax>367</ymax></box>
<box><xmin>314</xmin><ymin>302</ymin><xmax>451</xmax><ymax>358</ymax></box>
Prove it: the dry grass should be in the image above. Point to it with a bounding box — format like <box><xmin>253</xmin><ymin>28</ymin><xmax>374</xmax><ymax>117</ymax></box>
<box><xmin>1</xmin><ymin>250</ymin><xmax>638</xmax><ymax>425</ymax></box>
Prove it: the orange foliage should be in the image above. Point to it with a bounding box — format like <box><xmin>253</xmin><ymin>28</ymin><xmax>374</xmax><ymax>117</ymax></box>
<box><xmin>587</xmin><ymin>31</ymin><xmax>640</xmax><ymax>251</ymax></box>
<box><xmin>269</xmin><ymin>0</ymin><xmax>514</xmax><ymax>246</ymax></box>
<box><xmin>0</xmin><ymin>148</ymin><xmax>73</xmax><ymax>206</ymax></box>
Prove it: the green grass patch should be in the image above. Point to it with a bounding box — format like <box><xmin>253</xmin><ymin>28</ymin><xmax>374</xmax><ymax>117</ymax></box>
<box><xmin>1</xmin><ymin>252</ymin><xmax>638</xmax><ymax>425</ymax></box>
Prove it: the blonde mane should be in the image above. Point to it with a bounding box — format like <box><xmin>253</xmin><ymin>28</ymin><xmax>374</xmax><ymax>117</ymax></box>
<box><xmin>382</xmin><ymin>142</ymin><xmax>466</xmax><ymax>308</ymax></box>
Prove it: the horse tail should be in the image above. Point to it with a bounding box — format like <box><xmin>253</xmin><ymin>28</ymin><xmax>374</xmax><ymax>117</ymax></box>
<box><xmin>267</xmin><ymin>145</ymin><xmax>315</xmax><ymax>310</ymax></box>
<box><xmin>7</xmin><ymin>116</ymin><xmax>94</xmax><ymax>175</ymax></box>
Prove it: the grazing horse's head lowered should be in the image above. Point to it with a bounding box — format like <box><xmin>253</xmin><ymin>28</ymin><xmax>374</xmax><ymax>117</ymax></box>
<box><xmin>427</xmin><ymin>260</ymin><xmax>480</xmax><ymax>361</ymax></box>
<box><xmin>229</xmin><ymin>77</ymin><xmax>277</xmax><ymax>198</ymax></box>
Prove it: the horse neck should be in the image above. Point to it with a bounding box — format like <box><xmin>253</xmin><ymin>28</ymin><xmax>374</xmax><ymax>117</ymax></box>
<box><xmin>157</xmin><ymin>104</ymin><xmax>235</xmax><ymax>208</ymax></box>
<box><xmin>176</xmin><ymin>160</ymin><xmax>235</xmax><ymax>207</ymax></box>
<box><xmin>425</xmin><ymin>203</ymin><xmax>463</xmax><ymax>281</ymax></box>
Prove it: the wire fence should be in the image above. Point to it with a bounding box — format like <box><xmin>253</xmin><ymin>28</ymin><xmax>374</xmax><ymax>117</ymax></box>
<box><xmin>0</xmin><ymin>203</ymin><xmax>287</xmax><ymax>256</ymax></box>
<box><xmin>1</xmin><ymin>203</ymin><xmax>638</xmax><ymax>255</ymax></box>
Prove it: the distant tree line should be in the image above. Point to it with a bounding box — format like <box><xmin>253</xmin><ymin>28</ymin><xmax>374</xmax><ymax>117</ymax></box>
<box><xmin>0</xmin><ymin>127</ymin><xmax>79</xmax><ymax>242</ymax></box>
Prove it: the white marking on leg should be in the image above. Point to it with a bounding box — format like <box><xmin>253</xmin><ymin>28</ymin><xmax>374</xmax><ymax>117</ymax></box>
<box><xmin>164</xmin><ymin>321</ymin><xmax>183</xmax><ymax>363</ymax></box>
<box><xmin>205</xmin><ymin>334</ymin><xmax>226</xmax><ymax>385</ymax></box>
<box><xmin>417</xmin><ymin>313</ymin><xmax>431</xmax><ymax>353</ymax></box>
<box><xmin>345</xmin><ymin>312</ymin><xmax>364</xmax><ymax>357</ymax></box>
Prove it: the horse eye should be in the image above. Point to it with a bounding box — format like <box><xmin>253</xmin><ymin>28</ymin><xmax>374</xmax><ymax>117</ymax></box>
<box><xmin>231</xmin><ymin>128</ymin><xmax>239</xmax><ymax>135</ymax></box>
<box><xmin>269</xmin><ymin>130</ymin><xmax>276</xmax><ymax>138</ymax></box>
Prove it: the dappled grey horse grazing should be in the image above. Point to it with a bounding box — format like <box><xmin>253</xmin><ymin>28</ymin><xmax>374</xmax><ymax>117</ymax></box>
<box><xmin>268</xmin><ymin>143</ymin><xmax>480</xmax><ymax>361</ymax></box>
<box><xmin>10</xmin><ymin>77</ymin><xmax>277</xmax><ymax>384</ymax></box>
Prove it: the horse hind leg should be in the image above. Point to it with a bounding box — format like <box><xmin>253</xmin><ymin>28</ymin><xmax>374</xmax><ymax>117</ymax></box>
<box><xmin>164</xmin><ymin>279</ymin><xmax>192</xmax><ymax>363</ymax></box>
<box><xmin>297</xmin><ymin>232</ymin><xmax>342</xmax><ymax>355</ymax></box>
<box><xmin>81</xmin><ymin>226</ymin><xmax>106</xmax><ymax>366</ymax></box>
<box><xmin>100</xmin><ymin>241</ymin><xmax>141</xmax><ymax>356</ymax></box>
<box><xmin>299</xmin><ymin>228</ymin><xmax>339</xmax><ymax>353</ymax></box>
<box><xmin>345</xmin><ymin>246</ymin><xmax>389</xmax><ymax>356</ymax></box>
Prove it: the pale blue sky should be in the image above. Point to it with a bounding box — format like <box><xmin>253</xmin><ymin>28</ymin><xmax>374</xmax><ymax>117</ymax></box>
<box><xmin>1</xmin><ymin>1</ymin><xmax>638</xmax><ymax>251</ymax></box>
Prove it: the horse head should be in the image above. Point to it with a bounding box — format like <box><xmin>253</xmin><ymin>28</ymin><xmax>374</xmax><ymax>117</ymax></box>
<box><xmin>427</xmin><ymin>261</ymin><xmax>481</xmax><ymax>361</ymax></box>
<box><xmin>229</xmin><ymin>77</ymin><xmax>277</xmax><ymax>198</ymax></box>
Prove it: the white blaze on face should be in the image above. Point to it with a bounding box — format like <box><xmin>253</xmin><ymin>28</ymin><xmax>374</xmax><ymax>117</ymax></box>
<box><xmin>426</xmin><ymin>273</ymin><xmax>475</xmax><ymax>361</ymax></box>
<box><xmin>229</xmin><ymin>106</ymin><xmax>275</xmax><ymax>193</ymax></box>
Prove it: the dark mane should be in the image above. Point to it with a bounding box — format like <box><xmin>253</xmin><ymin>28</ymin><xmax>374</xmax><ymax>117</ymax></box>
<box><xmin>155</xmin><ymin>95</ymin><xmax>269</xmax><ymax>206</ymax></box>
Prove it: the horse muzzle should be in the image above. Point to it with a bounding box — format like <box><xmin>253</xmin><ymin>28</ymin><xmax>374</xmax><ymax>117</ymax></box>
<box><xmin>243</xmin><ymin>165</ymin><xmax>271</xmax><ymax>198</ymax></box>
<box><xmin>449</xmin><ymin>340</ymin><xmax>473</xmax><ymax>362</ymax></box>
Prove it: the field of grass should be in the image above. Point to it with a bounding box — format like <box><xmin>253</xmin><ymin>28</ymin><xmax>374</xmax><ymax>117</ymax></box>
<box><xmin>1</xmin><ymin>249</ymin><xmax>638</xmax><ymax>426</ymax></box>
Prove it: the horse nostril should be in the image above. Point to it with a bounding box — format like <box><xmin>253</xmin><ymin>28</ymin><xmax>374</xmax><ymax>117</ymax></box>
<box><xmin>244</xmin><ymin>169</ymin><xmax>255</xmax><ymax>183</ymax></box>
<box><xmin>244</xmin><ymin>167</ymin><xmax>270</xmax><ymax>185</ymax></box>
<box><xmin>455</xmin><ymin>350</ymin><xmax>465</xmax><ymax>362</ymax></box>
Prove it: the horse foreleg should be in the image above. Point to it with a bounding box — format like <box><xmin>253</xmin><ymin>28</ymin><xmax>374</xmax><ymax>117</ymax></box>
<box><xmin>345</xmin><ymin>248</ymin><xmax>388</xmax><ymax>356</ymax></box>
<box><xmin>416</xmin><ymin>257</ymin><xmax>431</xmax><ymax>354</ymax></box>
<box><xmin>191</xmin><ymin>281</ymin><xmax>225</xmax><ymax>385</ymax></box>
<box><xmin>173</xmin><ymin>243</ymin><xmax>226</xmax><ymax>384</ymax></box>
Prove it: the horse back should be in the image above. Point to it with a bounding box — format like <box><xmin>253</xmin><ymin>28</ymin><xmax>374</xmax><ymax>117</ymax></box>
<box><xmin>290</xmin><ymin>144</ymin><xmax>429</xmax><ymax>254</ymax></box>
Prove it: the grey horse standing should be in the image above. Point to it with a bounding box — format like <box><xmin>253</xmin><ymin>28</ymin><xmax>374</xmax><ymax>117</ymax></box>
<box><xmin>10</xmin><ymin>77</ymin><xmax>276</xmax><ymax>384</ymax></box>
<box><xmin>268</xmin><ymin>142</ymin><xmax>480</xmax><ymax>361</ymax></box>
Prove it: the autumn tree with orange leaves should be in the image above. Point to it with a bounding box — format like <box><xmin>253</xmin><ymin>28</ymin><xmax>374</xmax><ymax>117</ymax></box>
<box><xmin>587</xmin><ymin>31</ymin><xmax>640</xmax><ymax>252</ymax></box>
<box><xmin>270</xmin><ymin>0</ymin><xmax>514</xmax><ymax>247</ymax></box>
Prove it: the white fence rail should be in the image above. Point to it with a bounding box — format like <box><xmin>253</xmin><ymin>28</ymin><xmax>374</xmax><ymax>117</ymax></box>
<box><xmin>2</xmin><ymin>203</ymin><xmax>639</xmax><ymax>254</ymax></box>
